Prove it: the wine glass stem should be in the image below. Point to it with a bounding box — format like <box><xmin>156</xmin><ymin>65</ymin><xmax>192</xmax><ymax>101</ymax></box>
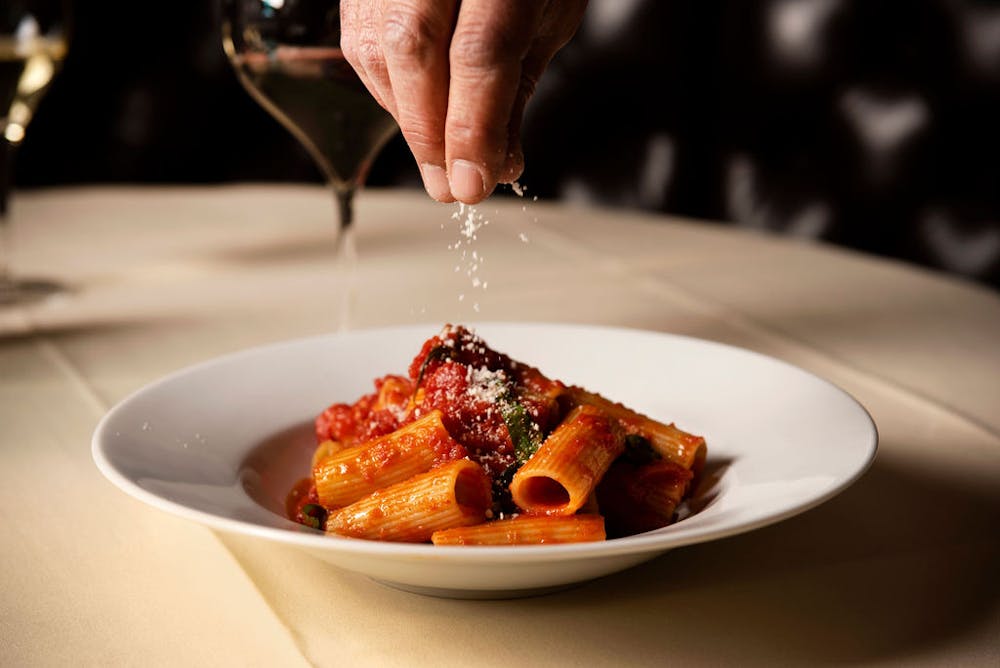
<box><xmin>336</xmin><ymin>186</ymin><xmax>353</xmax><ymax>232</ymax></box>
<box><xmin>0</xmin><ymin>139</ymin><xmax>14</xmax><ymax>286</ymax></box>
<box><xmin>333</xmin><ymin>185</ymin><xmax>358</xmax><ymax>331</ymax></box>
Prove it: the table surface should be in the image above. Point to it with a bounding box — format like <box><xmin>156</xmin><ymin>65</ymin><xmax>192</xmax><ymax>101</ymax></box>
<box><xmin>2</xmin><ymin>185</ymin><xmax>998</xmax><ymax>667</ymax></box>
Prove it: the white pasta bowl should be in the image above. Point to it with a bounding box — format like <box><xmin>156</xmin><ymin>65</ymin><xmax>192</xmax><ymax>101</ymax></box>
<box><xmin>92</xmin><ymin>322</ymin><xmax>878</xmax><ymax>598</ymax></box>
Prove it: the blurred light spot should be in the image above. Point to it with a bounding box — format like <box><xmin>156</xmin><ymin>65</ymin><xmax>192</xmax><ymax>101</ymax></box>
<box><xmin>787</xmin><ymin>202</ymin><xmax>831</xmax><ymax>238</ymax></box>
<box><xmin>14</xmin><ymin>15</ymin><xmax>39</xmax><ymax>49</ymax></box>
<box><xmin>8</xmin><ymin>99</ymin><xmax>30</xmax><ymax>125</ymax></box>
<box><xmin>584</xmin><ymin>0</ymin><xmax>644</xmax><ymax>43</ymax></box>
<box><xmin>726</xmin><ymin>153</ymin><xmax>831</xmax><ymax>238</ymax></box>
<box><xmin>263</xmin><ymin>0</ymin><xmax>285</xmax><ymax>9</ymax></box>
<box><xmin>767</xmin><ymin>0</ymin><xmax>840</xmax><ymax>69</ymax></box>
<box><xmin>4</xmin><ymin>123</ymin><xmax>25</xmax><ymax>144</ymax></box>
<box><xmin>559</xmin><ymin>177</ymin><xmax>597</xmax><ymax>205</ymax></box>
<box><xmin>958</xmin><ymin>5</ymin><xmax>1000</xmax><ymax>77</ymax></box>
<box><xmin>6</xmin><ymin>100</ymin><xmax>29</xmax><ymax>144</ymax></box>
<box><xmin>726</xmin><ymin>153</ymin><xmax>762</xmax><ymax>228</ymax></box>
<box><xmin>638</xmin><ymin>133</ymin><xmax>675</xmax><ymax>209</ymax></box>
<box><xmin>921</xmin><ymin>209</ymin><xmax>1000</xmax><ymax>276</ymax></box>
<box><xmin>840</xmin><ymin>88</ymin><xmax>928</xmax><ymax>181</ymax></box>
<box><xmin>18</xmin><ymin>54</ymin><xmax>55</xmax><ymax>96</ymax></box>
<box><xmin>840</xmin><ymin>89</ymin><xmax>928</xmax><ymax>153</ymax></box>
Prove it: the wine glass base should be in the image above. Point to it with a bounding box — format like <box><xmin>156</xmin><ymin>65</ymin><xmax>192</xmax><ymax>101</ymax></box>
<box><xmin>0</xmin><ymin>277</ymin><xmax>70</xmax><ymax>306</ymax></box>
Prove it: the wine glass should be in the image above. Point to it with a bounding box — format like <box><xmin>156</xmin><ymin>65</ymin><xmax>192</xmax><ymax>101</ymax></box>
<box><xmin>0</xmin><ymin>1</ymin><xmax>68</xmax><ymax>305</ymax></box>
<box><xmin>221</xmin><ymin>0</ymin><xmax>398</xmax><ymax>326</ymax></box>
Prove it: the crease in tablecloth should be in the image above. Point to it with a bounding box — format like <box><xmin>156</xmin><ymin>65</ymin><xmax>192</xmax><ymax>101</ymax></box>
<box><xmin>1</xmin><ymin>325</ymin><xmax>314</xmax><ymax>666</ymax></box>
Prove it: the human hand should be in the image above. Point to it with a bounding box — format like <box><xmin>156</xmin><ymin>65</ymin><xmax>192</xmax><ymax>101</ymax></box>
<box><xmin>341</xmin><ymin>0</ymin><xmax>587</xmax><ymax>204</ymax></box>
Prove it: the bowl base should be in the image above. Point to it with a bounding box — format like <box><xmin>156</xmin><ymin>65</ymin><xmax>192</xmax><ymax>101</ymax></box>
<box><xmin>369</xmin><ymin>577</ymin><xmax>582</xmax><ymax>599</ymax></box>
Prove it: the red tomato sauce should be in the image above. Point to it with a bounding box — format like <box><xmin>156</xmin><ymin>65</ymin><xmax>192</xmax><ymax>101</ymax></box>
<box><xmin>295</xmin><ymin>326</ymin><xmax>569</xmax><ymax>521</ymax></box>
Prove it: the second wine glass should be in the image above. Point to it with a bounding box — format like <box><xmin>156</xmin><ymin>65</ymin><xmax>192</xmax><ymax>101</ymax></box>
<box><xmin>221</xmin><ymin>0</ymin><xmax>398</xmax><ymax>320</ymax></box>
<box><xmin>1</xmin><ymin>1</ymin><xmax>68</xmax><ymax>305</ymax></box>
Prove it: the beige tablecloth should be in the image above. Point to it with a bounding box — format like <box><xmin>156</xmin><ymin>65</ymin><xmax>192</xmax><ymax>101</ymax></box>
<box><xmin>2</xmin><ymin>185</ymin><xmax>998</xmax><ymax>666</ymax></box>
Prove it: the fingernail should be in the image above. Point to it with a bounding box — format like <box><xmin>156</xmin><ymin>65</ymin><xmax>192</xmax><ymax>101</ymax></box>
<box><xmin>420</xmin><ymin>163</ymin><xmax>453</xmax><ymax>202</ymax></box>
<box><xmin>449</xmin><ymin>159</ymin><xmax>488</xmax><ymax>203</ymax></box>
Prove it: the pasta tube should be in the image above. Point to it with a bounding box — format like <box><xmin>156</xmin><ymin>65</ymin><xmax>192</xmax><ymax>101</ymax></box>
<box><xmin>372</xmin><ymin>374</ymin><xmax>414</xmax><ymax>413</ymax></box>
<box><xmin>510</xmin><ymin>404</ymin><xmax>625</xmax><ymax>516</ymax></box>
<box><xmin>311</xmin><ymin>439</ymin><xmax>345</xmax><ymax>470</ymax></box>
<box><xmin>566</xmin><ymin>387</ymin><xmax>706</xmax><ymax>476</ymax></box>
<box><xmin>325</xmin><ymin>459</ymin><xmax>492</xmax><ymax>542</ymax></box>
<box><xmin>597</xmin><ymin>459</ymin><xmax>694</xmax><ymax>537</ymax></box>
<box><xmin>313</xmin><ymin>410</ymin><xmax>466</xmax><ymax>509</ymax></box>
<box><xmin>431</xmin><ymin>515</ymin><xmax>605</xmax><ymax>545</ymax></box>
<box><xmin>431</xmin><ymin>514</ymin><xmax>606</xmax><ymax>545</ymax></box>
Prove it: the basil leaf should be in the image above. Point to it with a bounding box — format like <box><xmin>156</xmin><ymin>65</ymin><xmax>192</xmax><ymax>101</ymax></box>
<box><xmin>299</xmin><ymin>503</ymin><xmax>328</xmax><ymax>531</ymax></box>
<box><xmin>501</xmin><ymin>399</ymin><xmax>543</xmax><ymax>464</ymax></box>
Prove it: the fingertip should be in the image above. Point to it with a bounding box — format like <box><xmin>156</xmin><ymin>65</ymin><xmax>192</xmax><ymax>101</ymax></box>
<box><xmin>419</xmin><ymin>163</ymin><xmax>455</xmax><ymax>202</ymax></box>
<box><xmin>449</xmin><ymin>159</ymin><xmax>493</xmax><ymax>204</ymax></box>
<box><xmin>498</xmin><ymin>148</ymin><xmax>525</xmax><ymax>184</ymax></box>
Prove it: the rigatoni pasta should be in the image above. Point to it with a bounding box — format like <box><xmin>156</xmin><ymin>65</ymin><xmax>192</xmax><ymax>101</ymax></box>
<box><xmin>567</xmin><ymin>386</ymin><xmax>707</xmax><ymax>477</ymax></box>
<box><xmin>431</xmin><ymin>514</ymin><xmax>606</xmax><ymax>545</ymax></box>
<box><xmin>325</xmin><ymin>458</ymin><xmax>492</xmax><ymax>542</ymax></box>
<box><xmin>509</xmin><ymin>405</ymin><xmax>625</xmax><ymax>516</ymax></box>
<box><xmin>313</xmin><ymin>409</ymin><xmax>466</xmax><ymax>509</ymax></box>
<box><xmin>288</xmin><ymin>324</ymin><xmax>706</xmax><ymax>545</ymax></box>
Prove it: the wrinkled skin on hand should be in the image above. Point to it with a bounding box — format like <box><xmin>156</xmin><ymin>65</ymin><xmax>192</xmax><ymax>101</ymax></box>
<box><xmin>341</xmin><ymin>0</ymin><xmax>588</xmax><ymax>204</ymax></box>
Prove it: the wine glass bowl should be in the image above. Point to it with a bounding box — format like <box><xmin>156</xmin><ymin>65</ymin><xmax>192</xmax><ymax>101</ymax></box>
<box><xmin>221</xmin><ymin>0</ymin><xmax>398</xmax><ymax>230</ymax></box>
<box><xmin>0</xmin><ymin>0</ymin><xmax>68</xmax><ymax>305</ymax></box>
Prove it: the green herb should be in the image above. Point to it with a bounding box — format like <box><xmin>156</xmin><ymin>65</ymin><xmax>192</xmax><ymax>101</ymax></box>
<box><xmin>622</xmin><ymin>434</ymin><xmax>661</xmax><ymax>466</ymax></box>
<box><xmin>501</xmin><ymin>399</ymin><xmax>543</xmax><ymax>464</ymax></box>
<box><xmin>299</xmin><ymin>503</ymin><xmax>327</xmax><ymax>530</ymax></box>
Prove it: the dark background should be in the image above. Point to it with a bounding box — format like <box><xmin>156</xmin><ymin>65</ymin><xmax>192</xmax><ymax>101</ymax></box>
<box><xmin>15</xmin><ymin>0</ymin><xmax>1000</xmax><ymax>291</ymax></box>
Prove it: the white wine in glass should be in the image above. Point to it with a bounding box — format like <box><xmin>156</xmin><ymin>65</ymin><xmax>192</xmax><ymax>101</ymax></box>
<box><xmin>221</xmin><ymin>0</ymin><xmax>398</xmax><ymax>325</ymax></box>
<box><xmin>0</xmin><ymin>2</ymin><xmax>67</xmax><ymax>305</ymax></box>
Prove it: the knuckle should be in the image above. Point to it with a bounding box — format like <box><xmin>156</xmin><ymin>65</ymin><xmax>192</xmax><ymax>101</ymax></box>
<box><xmin>356</xmin><ymin>34</ymin><xmax>384</xmax><ymax>73</ymax></box>
<box><xmin>380</xmin><ymin>7</ymin><xmax>441</xmax><ymax>63</ymax></box>
<box><xmin>400</xmin><ymin>123</ymin><xmax>444</xmax><ymax>154</ymax></box>
<box><xmin>450</xmin><ymin>22</ymin><xmax>524</xmax><ymax>70</ymax></box>
<box><xmin>448</xmin><ymin>117</ymin><xmax>508</xmax><ymax>155</ymax></box>
<box><xmin>340</xmin><ymin>33</ymin><xmax>361</xmax><ymax>67</ymax></box>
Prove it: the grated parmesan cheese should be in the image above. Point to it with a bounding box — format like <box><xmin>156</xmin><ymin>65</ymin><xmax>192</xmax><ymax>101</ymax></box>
<box><xmin>464</xmin><ymin>365</ymin><xmax>508</xmax><ymax>404</ymax></box>
<box><xmin>445</xmin><ymin>183</ymin><xmax>537</xmax><ymax>312</ymax></box>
